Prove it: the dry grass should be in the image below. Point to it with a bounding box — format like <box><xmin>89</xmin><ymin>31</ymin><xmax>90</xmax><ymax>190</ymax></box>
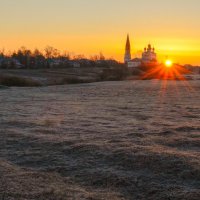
<box><xmin>0</xmin><ymin>80</ymin><xmax>199</xmax><ymax>199</ymax></box>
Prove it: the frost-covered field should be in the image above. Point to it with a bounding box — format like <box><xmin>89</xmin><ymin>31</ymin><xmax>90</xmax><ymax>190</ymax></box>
<box><xmin>0</xmin><ymin>80</ymin><xmax>200</xmax><ymax>200</ymax></box>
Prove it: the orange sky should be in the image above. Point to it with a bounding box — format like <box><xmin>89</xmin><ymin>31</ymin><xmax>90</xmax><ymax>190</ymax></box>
<box><xmin>0</xmin><ymin>0</ymin><xmax>200</xmax><ymax>65</ymax></box>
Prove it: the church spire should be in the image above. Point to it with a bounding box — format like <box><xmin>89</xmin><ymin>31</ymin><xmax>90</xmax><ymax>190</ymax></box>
<box><xmin>124</xmin><ymin>34</ymin><xmax>131</xmax><ymax>63</ymax></box>
<box><xmin>126</xmin><ymin>34</ymin><xmax>130</xmax><ymax>51</ymax></box>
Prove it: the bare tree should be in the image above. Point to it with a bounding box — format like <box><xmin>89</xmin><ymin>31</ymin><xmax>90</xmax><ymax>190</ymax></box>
<box><xmin>99</xmin><ymin>52</ymin><xmax>105</xmax><ymax>60</ymax></box>
<box><xmin>73</xmin><ymin>54</ymin><xmax>85</xmax><ymax>60</ymax></box>
<box><xmin>44</xmin><ymin>46</ymin><xmax>60</xmax><ymax>59</ymax></box>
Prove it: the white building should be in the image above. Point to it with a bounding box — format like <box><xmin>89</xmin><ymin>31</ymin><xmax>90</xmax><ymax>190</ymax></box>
<box><xmin>124</xmin><ymin>35</ymin><xmax>158</xmax><ymax>68</ymax></box>
<box><xmin>127</xmin><ymin>58</ymin><xmax>141</xmax><ymax>68</ymax></box>
<box><xmin>142</xmin><ymin>44</ymin><xmax>157</xmax><ymax>66</ymax></box>
<box><xmin>72</xmin><ymin>62</ymin><xmax>81</xmax><ymax>68</ymax></box>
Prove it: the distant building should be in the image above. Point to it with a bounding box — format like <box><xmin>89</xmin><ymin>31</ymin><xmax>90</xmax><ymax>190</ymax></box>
<box><xmin>124</xmin><ymin>34</ymin><xmax>141</xmax><ymax>69</ymax></box>
<box><xmin>47</xmin><ymin>58</ymin><xmax>62</xmax><ymax>68</ymax></box>
<box><xmin>127</xmin><ymin>58</ymin><xmax>141</xmax><ymax>68</ymax></box>
<box><xmin>68</xmin><ymin>61</ymin><xmax>81</xmax><ymax>68</ymax></box>
<box><xmin>184</xmin><ymin>64</ymin><xmax>200</xmax><ymax>74</ymax></box>
<box><xmin>124</xmin><ymin>35</ymin><xmax>158</xmax><ymax>68</ymax></box>
<box><xmin>141</xmin><ymin>44</ymin><xmax>157</xmax><ymax>66</ymax></box>
<box><xmin>0</xmin><ymin>58</ymin><xmax>24</xmax><ymax>69</ymax></box>
<box><xmin>124</xmin><ymin>34</ymin><xmax>131</xmax><ymax>64</ymax></box>
<box><xmin>73</xmin><ymin>62</ymin><xmax>81</xmax><ymax>68</ymax></box>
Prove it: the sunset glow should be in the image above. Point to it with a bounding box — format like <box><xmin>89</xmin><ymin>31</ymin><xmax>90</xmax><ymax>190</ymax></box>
<box><xmin>0</xmin><ymin>0</ymin><xmax>200</xmax><ymax>65</ymax></box>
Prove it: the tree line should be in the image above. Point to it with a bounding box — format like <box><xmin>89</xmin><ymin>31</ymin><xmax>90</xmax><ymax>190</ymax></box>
<box><xmin>0</xmin><ymin>46</ymin><xmax>119</xmax><ymax>69</ymax></box>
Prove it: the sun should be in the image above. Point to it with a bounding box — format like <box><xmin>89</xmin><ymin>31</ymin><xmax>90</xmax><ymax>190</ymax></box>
<box><xmin>165</xmin><ymin>59</ymin><xmax>173</xmax><ymax>68</ymax></box>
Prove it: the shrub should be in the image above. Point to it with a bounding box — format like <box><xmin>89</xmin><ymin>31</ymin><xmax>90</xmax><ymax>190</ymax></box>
<box><xmin>0</xmin><ymin>75</ymin><xmax>41</xmax><ymax>87</ymax></box>
<box><xmin>100</xmin><ymin>66</ymin><xmax>130</xmax><ymax>81</ymax></box>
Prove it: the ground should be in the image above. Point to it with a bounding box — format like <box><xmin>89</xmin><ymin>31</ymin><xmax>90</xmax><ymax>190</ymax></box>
<box><xmin>0</xmin><ymin>79</ymin><xmax>200</xmax><ymax>200</ymax></box>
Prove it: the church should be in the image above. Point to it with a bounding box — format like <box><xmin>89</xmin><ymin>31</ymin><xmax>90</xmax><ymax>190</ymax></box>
<box><xmin>124</xmin><ymin>35</ymin><xmax>158</xmax><ymax>68</ymax></box>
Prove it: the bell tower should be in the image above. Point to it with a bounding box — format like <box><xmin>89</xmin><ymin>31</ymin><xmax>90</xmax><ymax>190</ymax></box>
<box><xmin>124</xmin><ymin>34</ymin><xmax>131</xmax><ymax>63</ymax></box>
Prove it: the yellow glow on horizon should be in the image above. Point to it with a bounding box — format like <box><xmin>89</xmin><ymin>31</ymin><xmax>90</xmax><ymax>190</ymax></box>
<box><xmin>0</xmin><ymin>34</ymin><xmax>199</xmax><ymax>65</ymax></box>
<box><xmin>0</xmin><ymin>0</ymin><xmax>200</xmax><ymax>65</ymax></box>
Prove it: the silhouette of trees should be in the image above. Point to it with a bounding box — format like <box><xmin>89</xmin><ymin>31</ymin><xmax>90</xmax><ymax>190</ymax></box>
<box><xmin>90</xmin><ymin>52</ymin><xmax>105</xmax><ymax>61</ymax></box>
<box><xmin>11</xmin><ymin>47</ymin><xmax>31</xmax><ymax>67</ymax></box>
<box><xmin>32</xmin><ymin>49</ymin><xmax>46</xmax><ymax>68</ymax></box>
<box><xmin>0</xmin><ymin>46</ymin><xmax>123</xmax><ymax>69</ymax></box>
<box><xmin>44</xmin><ymin>46</ymin><xmax>60</xmax><ymax>59</ymax></box>
<box><xmin>0</xmin><ymin>49</ymin><xmax>5</xmax><ymax>58</ymax></box>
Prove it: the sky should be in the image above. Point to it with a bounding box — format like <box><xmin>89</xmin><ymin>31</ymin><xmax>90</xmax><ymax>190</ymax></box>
<box><xmin>0</xmin><ymin>0</ymin><xmax>200</xmax><ymax>65</ymax></box>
